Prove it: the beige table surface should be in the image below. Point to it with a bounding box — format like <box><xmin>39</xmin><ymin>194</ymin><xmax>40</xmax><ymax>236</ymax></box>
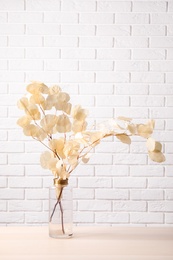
<box><xmin>0</xmin><ymin>226</ymin><xmax>173</xmax><ymax>260</ymax></box>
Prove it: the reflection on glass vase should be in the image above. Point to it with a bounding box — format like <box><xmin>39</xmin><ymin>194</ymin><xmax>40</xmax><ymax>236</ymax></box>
<box><xmin>49</xmin><ymin>179</ymin><xmax>73</xmax><ymax>239</ymax></box>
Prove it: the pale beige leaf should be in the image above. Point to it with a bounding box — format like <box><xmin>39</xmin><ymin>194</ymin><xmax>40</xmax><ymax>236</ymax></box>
<box><xmin>148</xmin><ymin>151</ymin><xmax>165</xmax><ymax>163</ymax></box>
<box><xmin>30</xmin><ymin>94</ymin><xmax>45</xmax><ymax>106</ymax></box>
<box><xmin>71</xmin><ymin>105</ymin><xmax>88</xmax><ymax>121</ymax></box>
<box><xmin>40</xmin><ymin>151</ymin><xmax>53</xmax><ymax>169</ymax></box>
<box><xmin>17</xmin><ymin>116</ymin><xmax>31</xmax><ymax>128</ymax></box>
<box><xmin>82</xmin><ymin>154</ymin><xmax>91</xmax><ymax>164</ymax></box>
<box><xmin>137</xmin><ymin>124</ymin><xmax>153</xmax><ymax>138</ymax></box>
<box><xmin>25</xmin><ymin>104</ymin><xmax>41</xmax><ymax>120</ymax></box>
<box><xmin>17</xmin><ymin>97</ymin><xmax>29</xmax><ymax>110</ymax></box>
<box><xmin>56</xmin><ymin>114</ymin><xmax>71</xmax><ymax>133</ymax></box>
<box><xmin>146</xmin><ymin>137</ymin><xmax>162</xmax><ymax>152</ymax></box>
<box><xmin>116</xmin><ymin>134</ymin><xmax>131</xmax><ymax>144</ymax></box>
<box><xmin>118</xmin><ymin>116</ymin><xmax>132</xmax><ymax>122</ymax></box>
<box><xmin>23</xmin><ymin>124</ymin><xmax>39</xmax><ymax>137</ymax></box>
<box><xmin>49</xmin><ymin>85</ymin><xmax>61</xmax><ymax>95</ymax></box>
<box><xmin>27</xmin><ymin>81</ymin><xmax>49</xmax><ymax>94</ymax></box>
<box><xmin>128</xmin><ymin>124</ymin><xmax>136</xmax><ymax>135</ymax></box>
<box><xmin>72</xmin><ymin>120</ymin><xmax>87</xmax><ymax>133</ymax></box>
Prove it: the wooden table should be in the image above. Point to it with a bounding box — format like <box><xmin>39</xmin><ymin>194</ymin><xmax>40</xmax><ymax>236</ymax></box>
<box><xmin>0</xmin><ymin>226</ymin><xmax>173</xmax><ymax>260</ymax></box>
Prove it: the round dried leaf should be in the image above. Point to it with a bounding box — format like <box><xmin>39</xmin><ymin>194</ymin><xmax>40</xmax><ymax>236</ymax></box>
<box><xmin>116</xmin><ymin>134</ymin><xmax>131</xmax><ymax>144</ymax></box>
<box><xmin>148</xmin><ymin>151</ymin><xmax>165</xmax><ymax>163</ymax></box>
<box><xmin>146</xmin><ymin>137</ymin><xmax>162</xmax><ymax>152</ymax></box>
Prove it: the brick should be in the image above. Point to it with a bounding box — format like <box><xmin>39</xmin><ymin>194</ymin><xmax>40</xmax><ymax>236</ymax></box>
<box><xmin>25</xmin><ymin>142</ymin><xmax>44</xmax><ymax>153</ymax></box>
<box><xmin>0</xmin><ymin>154</ymin><xmax>7</xmax><ymax>165</ymax></box>
<box><xmin>9</xmin><ymin>200</ymin><xmax>42</xmax><ymax>212</ymax></box>
<box><xmin>9</xmin><ymin>60</ymin><xmax>43</xmax><ymax>71</ymax></box>
<box><xmin>0</xmin><ymin>178</ymin><xmax>7</xmax><ymax>187</ymax></box>
<box><xmin>167</xmin><ymin>49</ymin><xmax>173</xmax><ymax>60</ymax></box>
<box><xmin>166</xmin><ymin>73</ymin><xmax>173</xmax><ymax>83</ymax></box>
<box><xmin>97</xmin><ymin>49</ymin><xmax>131</xmax><ymax>60</ymax></box>
<box><xmin>96</xmin><ymin>72</ymin><xmax>129</xmax><ymax>83</ymax></box>
<box><xmin>149</xmin><ymin>201</ymin><xmax>173</xmax><ymax>212</ymax></box>
<box><xmin>27</xmin><ymin>24</ymin><xmax>60</xmax><ymax>35</ymax></box>
<box><xmin>130</xmin><ymin>190</ymin><xmax>164</xmax><ymax>200</ymax></box>
<box><xmin>166</xmin><ymin>120</ymin><xmax>173</xmax><ymax>130</ymax></box>
<box><xmin>0</xmin><ymin>189</ymin><xmax>24</xmax><ymax>199</ymax></box>
<box><xmin>0</xmin><ymin>107</ymin><xmax>7</xmax><ymax>117</ymax></box>
<box><xmin>95</xmin><ymin>141</ymin><xmax>129</xmax><ymax>153</ymax></box>
<box><xmin>131</xmin><ymin>72</ymin><xmax>164</xmax><ymax>83</ymax></box>
<box><xmin>116</xmin><ymin>84</ymin><xmax>149</xmax><ymax>95</ymax></box>
<box><xmin>79</xmin><ymin>36</ymin><xmax>113</xmax><ymax>48</ymax></box>
<box><xmin>97</xmin><ymin>25</ymin><xmax>130</xmax><ymax>36</ymax></box>
<box><xmin>132</xmin><ymin>49</ymin><xmax>165</xmax><ymax>60</ymax></box>
<box><xmin>116</xmin><ymin>107</ymin><xmax>148</xmax><ymax>118</ymax></box>
<box><xmin>0</xmin><ymin>130</ymin><xmax>7</xmax><ymax>140</ymax></box>
<box><xmin>26</xmin><ymin>71</ymin><xmax>60</xmax><ymax>83</ymax></box>
<box><xmin>115</xmin><ymin>37</ymin><xmax>148</xmax><ymax>48</ymax></box>
<box><xmin>71</xmin><ymin>95</ymin><xmax>95</xmax><ymax>106</ymax></box>
<box><xmin>165</xmin><ymin>213</ymin><xmax>173</xmax><ymax>224</ymax></box>
<box><xmin>150</xmin><ymin>61</ymin><xmax>173</xmax><ymax>72</ymax></box>
<box><xmin>97</xmin><ymin>1</ymin><xmax>131</xmax><ymax>12</ymax></box>
<box><xmin>168</xmin><ymin>2</ymin><xmax>173</xmax><ymax>11</ymax></box>
<box><xmin>0</xmin><ymin>213</ymin><xmax>24</xmax><ymax>223</ymax></box>
<box><xmin>0</xmin><ymin>0</ymin><xmax>24</xmax><ymax>10</ymax></box>
<box><xmin>9</xmin><ymin>12</ymin><xmax>43</xmax><ymax>23</ymax></box>
<box><xmin>113</xmin><ymin>153</ymin><xmax>147</xmax><ymax>165</ymax></box>
<box><xmin>85</xmin><ymin>153</ymin><xmax>112</xmax><ymax>164</ymax></box>
<box><xmin>9</xmin><ymin>36</ymin><xmax>42</xmax><ymax>47</ymax></box>
<box><xmin>25</xmin><ymin>165</ymin><xmax>50</xmax><ymax>176</ymax></box>
<box><xmin>148</xmin><ymin>178</ymin><xmax>173</xmax><ymax>188</ymax></box>
<box><xmin>73</xmin><ymin>188</ymin><xmax>94</xmax><ymax>199</ymax></box>
<box><xmin>8</xmin><ymin>177</ymin><xmax>42</xmax><ymax>188</ymax></box>
<box><xmin>113</xmin><ymin>201</ymin><xmax>146</xmax><ymax>212</ymax></box>
<box><xmin>167</xmin><ymin>25</ymin><xmax>173</xmax><ymax>36</ymax></box>
<box><xmin>165</xmin><ymin>190</ymin><xmax>173</xmax><ymax>200</ymax></box>
<box><xmin>132</xmin><ymin>25</ymin><xmax>165</xmax><ymax>36</ymax></box>
<box><xmin>0</xmin><ymin>48</ymin><xmax>24</xmax><ymax>58</ymax></box>
<box><xmin>79</xmin><ymin>84</ymin><xmax>113</xmax><ymax>94</ymax></box>
<box><xmin>151</xmin><ymin>13</ymin><xmax>173</xmax><ymax>24</ymax></box>
<box><xmin>25</xmin><ymin>212</ymin><xmax>48</xmax><ymax>223</ymax></box>
<box><xmin>73</xmin><ymin>211</ymin><xmax>94</xmax><ymax>223</ymax></box>
<box><xmin>131</xmin><ymin>96</ymin><xmax>164</xmax><ymax>107</ymax></box>
<box><xmin>116</xmin><ymin>61</ymin><xmax>148</xmax><ymax>71</ymax></box>
<box><xmin>0</xmin><ymin>36</ymin><xmax>7</xmax><ymax>46</ymax></box>
<box><xmin>44</xmin><ymin>12</ymin><xmax>78</xmax><ymax>23</ymax></box>
<box><xmin>78</xmin><ymin>200</ymin><xmax>111</xmax><ymax>211</ymax></box>
<box><xmin>116</xmin><ymin>13</ymin><xmax>149</xmax><ymax>24</ymax></box>
<box><xmin>26</xmin><ymin>0</ymin><xmax>60</xmax><ymax>11</ymax></box>
<box><xmin>62</xmin><ymin>25</ymin><xmax>95</xmax><ymax>36</ymax></box>
<box><xmin>45</xmin><ymin>60</ymin><xmax>78</xmax><ymax>71</ymax></box>
<box><xmin>72</xmin><ymin>165</ymin><xmax>94</xmax><ymax>176</ymax></box>
<box><xmin>79</xmin><ymin>177</ymin><xmax>111</xmax><ymax>188</ymax></box>
<box><xmin>8</xmin><ymin>153</ymin><xmax>40</xmax><ymax>165</ymax></box>
<box><xmin>133</xmin><ymin>2</ymin><xmax>166</xmax><ymax>12</ymax></box>
<box><xmin>0</xmin><ymin>165</ymin><xmax>24</xmax><ymax>176</ymax></box>
<box><xmin>44</xmin><ymin>36</ymin><xmax>78</xmax><ymax>47</ymax></box>
<box><xmin>130</xmin><ymin>165</ymin><xmax>164</xmax><ymax>177</ymax></box>
<box><xmin>96</xmin><ymin>95</ymin><xmax>129</xmax><ymax>106</ymax></box>
<box><xmin>96</xmin><ymin>189</ymin><xmax>128</xmax><ymax>200</ymax></box>
<box><xmin>0</xmin><ymin>24</ymin><xmax>24</xmax><ymax>35</ymax></box>
<box><xmin>113</xmin><ymin>177</ymin><xmax>146</xmax><ymax>188</ymax></box>
<box><xmin>0</xmin><ymin>13</ymin><xmax>7</xmax><ymax>23</ymax></box>
<box><xmin>150</xmin><ymin>108</ymin><xmax>173</xmax><ymax>119</ymax></box>
<box><xmin>26</xmin><ymin>47</ymin><xmax>60</xmax><ymax>59</ymax></box>
<box><xmin>166</xmin><ymin>143</ymin><xmax>173</xmax><ymax>153</ymax></box>
<box><xmin>26</xmin><ymin>189</ymin><xmax>48</xmax><ymax>199</ymax></box>
<box><xmin>80</xmin><ymin>60</ymin><xmax>113</xmax><ymax>71</ymax></box>
<box><xmin>95</xmin><ymin>212</ymin><xmax>129</xmax><ymax>223</ymax></box>
<box><xmin>149</xmin><ymin>85</ymin><xmax>173</xmax><ymax>95</ymax></box>
<box><xmin>95</xmin><ymin>165</ymin><xmax>128</xmax><ymax>176</ymax></box>
<box><xmin>61</xmin><ymin>48</ymin><xmax>95</xmax><ymax>59</ymax></box>
<box><xmin>80</xmin><ymin>13</ymin><xmax>113</xmax><ymax>24</ymax></box>
<box><xmin>150</xmin><ymin>37</ymin><xmax>173</xmax><ymax>48</ymax></box>
<box><xmin>62</xmin><ymin>0</ymin><xmax>96</xmax><ymax>12</ymax></box>
<box><xmin>61</xmin><ymin>72</ymin><xmax>94</xmax><ymax>83</ymax></box>
<box><xmin>0</xmin><ymin>60</ymin><xmax>7</xmax><ymax>70</ymax></box>
<box><xmin>130</xmin><ymin>142</ymin><xmax>147</xmax><ymax>154</ymax></box>
<box><xmin>131</xmin><ymin>213</ymin><xmax>163</xmax><ymax>224</ymax></box>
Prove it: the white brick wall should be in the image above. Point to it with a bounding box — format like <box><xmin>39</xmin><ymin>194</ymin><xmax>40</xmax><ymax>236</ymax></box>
<box><xmin>0</xmin><ymin>0</ymin><xmax>172</xmax><ymax>226</ymax></box>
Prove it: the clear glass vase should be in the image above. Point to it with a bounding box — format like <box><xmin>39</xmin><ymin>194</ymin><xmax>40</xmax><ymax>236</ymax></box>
<box><xmin>49</xmin><ymin>184</ymin><xmax>73</xmax><ymax>239</ymax></box>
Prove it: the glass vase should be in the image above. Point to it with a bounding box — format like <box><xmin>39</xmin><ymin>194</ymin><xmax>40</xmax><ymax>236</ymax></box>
<box><xmin>49</xmin><ymin>184</ymin><xmax>73</xmax><ymax>239</ymax></box>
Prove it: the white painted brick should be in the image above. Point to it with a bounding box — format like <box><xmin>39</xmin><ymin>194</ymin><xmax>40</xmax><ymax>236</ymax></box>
<box><xmin>9</xmin><ymin>200</ymin><xmax>42</xmax><ymax>211</ymax></box>
<box><xmin>166</xmin><ymin>73</ymin><xmax>173</xmax><ymax>83</ymax></box>
<box><xmin>116</xmin><ymin>107</ymin><xmax>148</xmax><ymax>118</ymax></box>
<box><xmin>27</xmin><ymin>24</ymin><xmax>60</xmax><ymax>35</ymax></box>
<box><xmin>9</xmin><ymin>12</ymin><xmax>43</xmax><ymax>23</ymax></box>
<box><xmin>79</xmin><ymin>177</ymin><xmax>111</xmax><ymax>188</ymax></box>
<box><xmin>86</xmin><ymin>153</ymin><xmax>112</xmax><ymax>165</ymax></box>
<box><xmin>61</xmin><ymin>72</ymin><xmax>94</xmax><ymax>83</ymax></box>
<box><xmin>79</xmin><ymin>36</ymin><xmax>113</xmax><ymax>48</ymax></box>
<box><xmin>150</xmin><ymin>61</ymin><xmax>173</xmax><ymax>72</ymax></box>
<box><xmin>79</xmin><ymin>60</ymin><xmax>113</xmax><ymax>71</ymax></box>
<box><xmin>97</xmin><ymin>25</ymin><xmax>130</xmax><ymax>36</ymax></box>
<box><xmin>0</xmin><ymin>36</ymin><xmax>7</xmax><ymax>46</ymax></box>
<box><xmin>149</xmin><ymin>201</ymin><xmax>173</xmax><ymax>212</ymax></box>
<box><xmin>165</xmin><ymin>166</ymin><xmax>173</xmax><ymax>177</ymax></box>
<box><xmin>95</xmin><ymin>212</ymin><xmax>129</xmax><ymax>223</ymax></box>
<box><xmin>97</xmin><ymin>2</ymin><xmax>131</xmax><ymax>12</ymax></box>
<box><xmin>166</xmin><ymin>96</ymin><xmax>173</xmax><ymax>107</ymax></box>
<box><xmin>116</xmin><ymin>61</ymin><xmax>148</xmax><ymax>71</ymax></box>
<box><xmin>9</xmin><ymin>36</ymin><xmax>42</xmax><ymax>47</ymax></box>
<box><xmin>26</xmin><ymin>47</ymin><xmax>60</xmax><ymax>59</ymax></box>
<box><xmin>45</xmin><ymin>60</ymin><xmax>78</xmax><ymax>71</ymax></box>
<box><xmin>165</xmin><ymin>190</ymin><xmax>173</xmax><ymax>200</ymax></box>
<box><xmin>132</xmin><ymin>49</ymin><xmax>165</xmax><ymax>60</ymax></box>
<box><xmin>97</xmin><ymin>49</ymin><xmax>131</xmax><ymax>60</ymax></box>
<box><xmin>130</xmin><ymin>166</ymin><xmax>164</xmax><ymax>177</ymax></box>
<box><xmin>131</xmin><ymin>72</ymin><xmax>164</xmax><ymax>83</ymax></box>
<box><xmin>0</xmin><ymin>130</ymin><xmax>7</xmax><ymax>140</ymax></box>
<box><xmin>0</xmin><ymin>107</ymin><xmax>7</xmax><ymax>118</ymax></box>
<box><xmin>78</xmin><ymin>200</ymin><xmax>111</xmax><ymax>211</ymax></box>
<box><xmin>130</xmin><ymin>190</ymin><xmax>164</xmax><ymax>200</ymax></box>
<box><xmin>115</xmin><ymin>37</ymin><xmax>148</xmax><ymax>48</ymax></box>
<box><xmin>88</xmin><ymin>107</ymin><xmax>113</xmax><ymax>118</ymax></box>
<box><xmin>0</xmin><ymin>13</ymin><xmax>7</xmax><ymax>23</ymax></box>
<box><xmin>71</xmin><ymin>95</ymin><xmax>95</xmax><ymax>106</ymax></box>
<box><xmin>26</xmin><ymin>189</ymin><xmax>48</xmax><ymax>199</ymax></box>
<box><xmin>0</xmin><ymin>178</ymin><xmax>7</xmax><ymax>188</ymax></box>
<box><xmin>44</xmin><ymin>36</ymin><xmax>78</xmax><ymax>47</ymax></box>
<box><xmin>79</xmin><ymin>84</ymin><xmax>113</xmax><ymax>94</ymax></box>
<box><xmin>0</xmin><ymin>60</ymin><xmax>7</xmax><ymax>70</ymax></box>
<box><xmin>132</xmin><ymin>25</ymin><xmax>165</xmax><ymax>36</ymax></box>
<box><xmin>0</xmin><ymin>165</ymin><xmax>24</xmax><ymax>176</ymax></box>
<box><xmin>0</xmin><ymin>0</ymin><xmax>24</xmax><ymax>11</ymax></box>
<box><xmin>116</xmin><ymin>13</ymin><xmax>149</xmax><ymax>24</ymax></box>
<box><xmin>72</xmin><ymin>165</ymin><xmax>94</xmax><ymax>177</ymax></box>
<box><xmin>61</xmin><ymin>48</ymin><xmax>95</xmax><ymax>59</ymax></box>
<box><xmin>61</xmin><ymin>25</ymin><xmax>95</xmax><ymax>36</ymax></box>
<box><xmin>165</xmin><ymin>213</ymin><xmax>173</xmax><ymax>224</ymax></box>
<box><xmin>116</xmin><ymin>84</ymin><xmax>149</xmax><ymax>95</ymax></box>
<box><xmin>133</xmin><ymin>2</ymin><xmax>166</xmax><ymax>12</ymax></box>
<box><xmin>0</xmin><ymin>154</ymin><xmax>7</xmax><ymax>165</ymax></box>
<box><xmin>150</xmin><ymin>37</ymin><xmax>173</xmax><ymax>48</ymax></box>
<box><xmin>166</xmin><ymin>143</ymin><xmax>173</xmax><ymax>153</ymax></box>
<box><xmin>25</xmin><ymin>212</ymin><xmax>48</xmax><ymax>223</ymax></box>
<box><xmin>73</xmin><ymin>188</ymin><xmax>94</xmax><ymax>199</ymax></box>
<box><xmin>95</xmin><ymin>165</ymin><xmax>128</xmax><ymax>176</ymax></box>
<box><xmin>96</xmin><ymin>95</ymin><xmax>129</xmax><ymax>106</ymax></box>
<box><xmin>167</xmin><ymin>25</ymin><xmax>173</xmax><ymax>36</ymax></box>
<box><xmin>149</xmin><ymin>85</ymin><xmax>173</xmax><ymax>95</ymax></box>
<box><xmin>9</xmin><ymin>60</ymin><xmax>43</xmax><ymax>71</ymax></box>
<box><xmin>166</xmin><ymin>120</ymin><xmax>173</xmax><ymax>130</ymax></box>
<box><xmin>168</xmin><ymin>2</ymin><xmax>173</xmax><ymax>11</ymax></box>
<box><xmin>96</xmin><ymin>189</ymin><xmax>128</xmax><ymax>200</ymax></box>
<box><xmin>130</xmin><ymin>142</ymin><xmax>147</xmax><ymax>154</ymax></box>
<box><xmin>148</xmin><ymin>178</ymin><xmax>173</xmax><ymax>188</ymax></box>
<box><xmin>8</xmin><ymin>177</ymin><xmax>42</xmax><ymax>188</ymax></box>
<box><xmin>8</xmin><ymin>153</ymin><xmax>39</xmax><ymax>165</ymax></box>
<box><xmin>44</xmin><ymin>12</ymin><xmax>78</xmax><ymax>24</ymax></box>
<box><xmin>26</xmin><ymin>71</ymin><xmax>60</xmax><ymax>82</ymax></box>
<box><xmin>73</xmin><ymin>211</ymin><xmax>94</xmax><ymax>223</ymax></box>
<box><xmin>25</xmin><ymin>165</ymin><xmax>50</xmax><ymax>176</ymax></box>
<box><xmin>150</xmin><ymin>108</ymin><xmax>173</xmax><ymax>119</ymax></box>
<box><xmin>113</xmin><ymin>201</ymin><xmax>146</xmax><ymax>212</ymax></box>
<box><xmin>62</xmin><ymin>0</ymin><xmax>96</xmax><ymax>12</ymax></box>
<box><xmin>153</xmin><ymin>131</ymin><xmax>173</xmax><ymax>142</ymax></box>
<box><xmin>131</xmin><ymin>96</ymin><xmax>164</xmax><ymax>107</ymax></box>
<box><xmin>113</xmin><ymin>177</ymin><xmax>146</xmax><ymax>188</ymax></box>
<box><xmin>96</xmin><ymin>72</ymin><xmax>129</xmax><ymax>83</ymax></box>
<box><xmin>0</xmin><ymin>48</ymin><xmax>24</xmax><ymax>58</ymax></box>
<box><xmin>0</xmin><ymin>189</ymin><xmax>24</xmax><ymax>199</ymax></box>
<box><xmin>0</xmin><ymin>24</ymin><xmax>24</xmax><ymax>35</ymax></box>
<box><xmin>80</xmin><ymin>13</ymin><xmax>113</xmax><ymax>24</ymax></box>
<box><xmin>151</xmin><ymin>13</ymin><xmax>173</xmax><ymax>24</ymax></box>
<box><xmin>131</xmin><ymin>213</ymin><xmax>163</xmax><ymax>224</ymax></box>
<box><xmin>95</xmin><ymin>141</ymin><xmax>129</xmax><ymax>153</ymax></box>
<box><xmin>26</xmin><ymin>0</ymin><xmax>60</xmax><ymax>11</ymax></box>
<box><xmin>113</xmin><ymin>154</ymin><xmax>147</xmax><ymax>165</ymax></box>
<box><xmin>0</xmin><ymin>213</ymin><xmax>24</xmax><ymax>223</ymax></box>
<box><xmin>167</xmin><ymin>49</ymin><xmax>173</xmax><ymax>60</ymax></box>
